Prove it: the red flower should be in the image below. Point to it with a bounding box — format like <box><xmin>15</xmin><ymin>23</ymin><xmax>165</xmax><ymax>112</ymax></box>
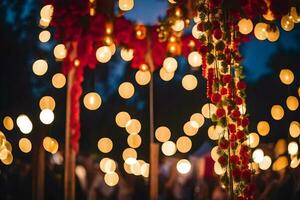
<box><xmin>200</xmin><ymin>45</ymin><xmax>208</xmax><ymax>54</ymax></box>
<box><xmin>231</xmin><ymin>109</ymin><xmax>241</xmax><ymax>119</ymax></box>
<box><xmin>211</xmin><ymin>93</ymin><xmax>222</xmax><ymax>103</ymax></box>
<box><xmin>236</xmin><ymin>130</ymin><xmax>245</xmax><ymax>140</ymax></box>
<box><xmin>232</xmin><ymin>168</ymin><xmax>241</xmax><ymax>180</ymax></box>
<box><xmin>197</xmin><ymin>22</ymin><xmax>205</xmax><ymax>31</ymax></box>
<box><xmin>218</xmin><ymin>156</ymin><xmax>227</xmax><ymax>167</ymax></box>
<box><xmin>230</xmin><ymin>155</ymin><xmax>240</xmax><ymax>165</ymax></box>
<box><xmin>237</xmin><ymin>81</ymin><xmax>247</xmax><ymax>90</ymax></box>
<box><xmin>242</xmin><ymin>117</ymin><xmax>250</xmax><ymax>127</ymax></box>
<box><xmin>219</xmin><ymin>139</ymin><xmax>229</xmax><ymax>149</ymax></box>
<box><xmin>216</xmin><ymin>108</ymin><xmax>226</xmax><ymax>118</ymax></box>
<box><xmin>213</xmin><ymin>29</ymin><xmax>223</xmax><ymax>40</ymax></box>
<box><xmin>220</xmin><ymin>87</ymin><xmax>227</xmax><ymax>95</ymax></box>
<box><xmin>235</xmin><ymin>97</ymin><xmax>243</xmax><ymax>105</ymax></box>
<box><xmin>222</xmin><ymin>74</ymin><xmax>232</xmax><ymax>84</ymax></box>
<box><xmin>241</xmin><ymin>169</ymin><xmax>252</xmax><ymax>182</ymax></box>
<box><xmin>228</xmin><ymin>124</ymin><xmax>236</xmax><ymax>134</ymax></box>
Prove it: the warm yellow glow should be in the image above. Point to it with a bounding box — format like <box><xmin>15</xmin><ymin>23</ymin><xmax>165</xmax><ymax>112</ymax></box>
<box><xmin>201</xmin><ymin>103</ymin><xmax>217</xmax><ymax>118</ymax></box>
<box><xmin>140</xmin><ymin>163</ymin><xmax>150</xmax><ymax>178</ymax></box>
<box><xmin>127</xmin><ymin>134</ymin><xmax>142</xmax><ymax>148</ymax></box>
<box><xmin>263</xmin><ymin>10</ymin><xmax>275</xmax><ymax>21</ymax></box>
<box><xmin>118</xmin><ymin>82</ymin><xmax>135</xmax><ymax>99</ymax></box>
<box><xmin>211</xmin><ymin>146</ymin><xmax>220</xmax><ymax>161</ymax></box>
<box><xmin>271</xmin><ymin>105</ymin><xmax>284</xmax><ymax>120</ymax></box>
<box><xmin>125</xmin><ymin>119</ymin><xmax>141</xmax><ymax>135</ymax></box>
<box><xmin>274</xmin><ymin>139</ymin><xmax>287</xmax><ymax>156</ymax></box>
<box><xmin>52</xmin><ymin>73</ymin><xmax>66</xmax><ymax>89</ymax></box>
<box><xmin>83</xmin><ymin>92</ymin><xmax>102</xmax><ymax>110</ymax></box>
<box><xmin>257</xmin><ymin>121</ymin><xmax>270</xmax><ymax>136</ymax></box>
<box><xmin>104</xmin><ymin>172</ymin><xmax>119</xmax><ymax>187</ymax></box>
<box><xmin>288</xmin><ymin>141</ymin><xmax>298</xmax><ymax>155</ymax></box>
<box><xmin>192</xmin><ymin>24</ymin><xmax>202</xmax><ymax>39</ymax></box>
<box><xmin>272</xmin><ymin>156</ymin><xmax>288</xmax><ymax>171</ymax></box>
<box><xmin>183</xmin><ymin>121</ymin><xmax>198</xmax><ymax>136</ymax></box>
<box><xmin>259</xmin><ymin>155</ymin><xmax>272</xmax><ymax>170</ymax></box>
<box><xmin>182</xmin><ymin>74</ymin><xmax>198</xmax><ymax>91</ymax></box>
<box><xmin>109</xmin><ymin>43</ymin><xmax>116</xmax><ymax>55</ymax></box>
<box><xmin>281</xmin><ymin>15</ymin><xmax>294</xmax><ymax>31</ymax></box>
<box><xmin>254</xmin><ymin>23</ymin><xmax>268</xmax><ymax>40</ymax></box>
<box><xmin>155</xmin><ymin>126</ymin><xmax>171</xmax><ymax>142</ymax></box>
<box><xmin>289</xmin><ymin>121</ymin><xmax>300</xmax><ymax>138</ymax></box>
<box><xmin>39</xmin><ymin>18</ymin><xmax>50</xmax><ymax>28</ymax></box>
<box><xmin>135</xmin><ymin>70</ymin><xmax>151</xmax><ymax>86</ymax></box>
<box><xmin>176</xmin><ymin>136</ymin><xmax>192</xmax><ymax>153</ymax></box>
<box><xmin>53</xmin><ymin>44</ymin><xmax>67</xmax><ymax>60</ymax></box>
<box><xmin>252</xmin><ymin>148</ymin><xmax>264</xmax><ymax>163</ymax></box>
<box><xmin>130</xmin><ymin>160</ymin><xmax>141</xmax><ymax>176</ymax></box>
<box><xmin>208</xmin><ymin>125</ymin><xmax>223</xmax><ymax>141</ymax></box>
<box><xmin>188</xmin><ymin>51</ymin><xmax>202</xmax><ymax>67</ymax></box>
<box><xmin>118</xmin><ymin>0</ymin><xmax>134</xmax><ymax>11</ymax></box>
<box><xmin>176</xmin><ymin>159</ymin><xmax>191</xmax><ymax>174</ymax></box>
<box><xmin>161</xmin><ymin>141</ymin><xmax>176</xmax><ymax>156</ymax></box>
<box><xmin>40</xmin><ymin>5</ymin><xmax>53</xmax><ymax>22</ymax></box>
<box><xmin>16</xmin><ymin>114</ymin><xmax>33</xmax><ymax>134</ymax></box>
<box><xmin>115</xmin><ymin>111</ymin><xmax>131</xmax><ymax>128</ymax></box>
<box><xmin>286</xmin><ymin>96</ymin><xmax>299</xmax><ymax>111</ymax></box>
<box><xmin>163</xmin><ymin>57</ymin><xmax>178</xmax><ymax>73</ymax></box>
<box><xmin>279</xmin><ymin>69</ymin><xmax>294</xmax><ymax>85</ymax></box>
<box><xmin>18</xmin><ymin>138</ymin><xmax>32</xmax><ymax>153</ymax></box>
<box><xmin>248</xmin><ymin>132</ymin><xmax>260</xmax><ymax>148</ymax></box>
<box><xmin>123</xmin><ymin>162</ymin><xmax>132</xmax><ymax>174</ymax></box>
<box><xmin>39</xmin><ymin>30</ymin><xmax>51</xmax><ymax>43</ymax></box>
<box><xmin>98</xmin><ymin>138</ymin><xmax>113</xmax><ymax>153</ymax></box>
<box><xmin>190</xmin><ymin>113</ymin><xmax>205</xmax><ymax>128</ymax></box>
<box><xmin>99</xmin><ymin>158</ymin><xmax>116</xmax><ymax>173</ymax></box>
<box><xmin>267</xmin><ymin>26</ymin><xmax>280</xmax><ymax>42</ymax></box>
<box><xmin>290</xmin><ymin>157</ymin><xmax>300</xmax><ymax>169</ymax></box>
<box><xmin>238</xmin><ymin>18</ymin><xmax>253</xmax><ymax>35</ymax></box>
<box><xmin>32</xmin><ymin>59</ymin><xmax>48</xmax><ymax>76</ymax></box>
<box><xmin>120</xmin><ymin>48</ymin><xmax>134</xmax><ymax>61</ymax></box>
<box><xmin>96</xmin><ymin>46</ymin><xmax>112</xmax><ymax>63</ymax></box>
<box><xmin>40</xmin><ymin>109</ymin><xmax>54</xmax><ymax>125</ymax></box>
<box><xmin>39</xmin><ymin>96</ymin><xmax>56</xmax><ymax>111</ymax></box>
<box><xmin>122</xmin><ymin>148</ymin><xmax>137</xmax><ymax>161</ymax></box>
<box><xmin>0</xmin><ymin>149</ymin><xmax>9</xmax><ymax>161</ymax></box>
<box><xmin>159</xmin><ymin>67</ymin><xmax>175</xmax><ymax>81</ymax></box>
<box><xmin>290</xmin><ymin>7</ymin><xmax>300</xmax><ymax>23</ymax></box>
<box><xmin>43</xmin><ymin>137</ymin><xmax>59</xmax><ymax>154</ymax></box>
<box><xmin>3</xmin><ymin>116</ymin><xmax>14</xmax><ymax>131</ymax></box>
<box><xmin>214</xmin><ymin>162</ymin><xmax>225</xmax><ymax>175</ymax></box>
<box><xmin>1</xmin><ymin>151</ymin><xmax>13</xmax><ymax>165</ymax></box>
<box><xmin>172</xmin><ymin>20</ymin><xmax>185</xmax><ymax>32</ymax></box>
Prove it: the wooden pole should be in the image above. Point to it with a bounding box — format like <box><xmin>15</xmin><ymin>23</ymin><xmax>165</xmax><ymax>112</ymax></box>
<box><xmin>64</xmin><ymin>68</ymin><xmax>76</xmax><ymax>200</ymax></box>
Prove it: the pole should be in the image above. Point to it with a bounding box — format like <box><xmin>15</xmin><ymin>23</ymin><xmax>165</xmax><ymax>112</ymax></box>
<box><xmin>64</xmin><ymin>68</ymin><xmax>76</xmax><ymax>200</ymax></box>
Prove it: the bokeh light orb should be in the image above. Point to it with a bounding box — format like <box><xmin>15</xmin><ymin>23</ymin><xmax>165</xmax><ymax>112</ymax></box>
<box><xmin>120</xmin><ymin>48</ymin><xmax>134</xmax><ymax>61</ymax></box>
<box><xmin>279</xmin><ymin>69</ymin><xmax>294</xmax><ymax>85</ymax></box>
<box><xmin>257</xmin><ymin>121</ymin><xmax>270</xmax><ymax>136</ymax></box>
<box><xmin>99</xmin><ymin>158</ymin><xmax>116</xmax><ymax>173</ymax></box>
<box><xmin>272</xmin><ymin>156</ymin><xmax>288</xmax><ymax>171</ymax></box>
<box><xmin>104</xmin><ymin>172</ymin><xmax>119</xmax><ymax>187</ymax></box>
<box><xmin>281</xmin><ymin>15</ymin><xmax>294</xmax><ymax>31</ymax></box>
<box><xmin>183</xmin><ymin>121</ymin><xmax>198</xmax><ymax>136</ymax></box>
<box><xmin>188</xmin><ymin>51</ymin><xmax>202</xmax><ymax>67</ymax></box>
<box><xmin>16</xmin><ymin>114</ymin><xmax>33</xmax><ymax>134</ymax></box>
<box><xmin>115</xmin><ymin>111</ymin><xmax>131</xmax><ymax>128</ymax></box>
<box><xmin>161</xmin><ymin>141</ymin><xmax>176</xmax><ymax>156</ymax></box>
<box><xmin>190</xmin><ymin>113</ymin><xmax>205</xmax><ymax>128</ymax></box>
<box><xmin>98</xmin><ymin>138</ymin><xmax>113</xmax><ymax>153</ymax></box>
<box><xmin>155</xmin><ymin>126</ymin><xmax>171</xmax><ymax>142</ymax></box>
<box><xmin>267</xmin><ymin>27</ymin><xmax>280</xmax><ymax>42</ymax></box>
<box><xmin>201</xmin><ymin>103</ymin><xmax>217</xmax><ymax>118</ymax></box>
<box><xmin>43</xmin><ymin>137</ymin><xmax>59</xmax><ymax>154</ymax></box>
<box><xmin>122</xmin><ymin>148</ymin><xmax>137</xmax><ymax>162</ymax></box>
<box><xmin>52</xmin><ymin>73</ymin><xmax>66</xmax><ymax>89</ymax></box>
<box><xmin>172</xmin><ymin>20</ymin><xmax>185</xmax><ymax>32</ymax></box>
<box><xmin>286</xmin><ymin>96</ymin><xmax>299</xmax><ymax>111</ymax></box>
<box><xmin>252</xmin><ymin>148</ymin><xmax>264</xmax><ymax>163</ymax></box>
<box><xmin>118</xmin><ymin>82</ymin><xmax>135</xmax><ymax>99</ymax></box>
<box><xmin>96</xmin><ymin>46</ymin><xmax>112</xmax><ymax>63</ymax></box>
<box><xmin>18</xmin><ymin>138</ymin><xmax>32</xmax><ymax>153</ymax></box>
<box><xmin>39</xmin><ymin>30</ymin><xmax>51</xmax><ymax>43</ymax></box>
<box><xmin>40</xmin><ymin>109</ymin><xmax>54</xmax><ymax>125</ymax></box>
<box><xmin>135</xmin><ymin>70</ymin><xmax>151</xmax><ymax>86</ymax></box>
<box><xmin>127</xmin><ymin>134</ymin><xmax>142</xmax><ymax>148</ymax></box>
<box><xmin>254</xmin><ymin>23</ymin><xmax>268</xmax><ymax>40</ymax></box>
<box><xmin>274</xmin><ymin>139</ymin><xmax>287</xmax><ymax>156</ymax></box>
<box><xmin>125</xmin><ymin>119</ymin><xmax>141</xmax><ymax>135</ymax></box>
<box><xmin>182</xmin><ymin>74</ymin><xmax>198</xmax><ymax>91</ymax></box>
<box><xmin>53</xmin><ymin>44</ymin><xmax>67</xmax><ymax>60</ymax></box>
<box><xmin>288</xmin><ymin>141</ymin><xmax>298</xmax><ymax>155</ymax></box>
<box><xmin>248</xmin><ymin>132</ymin><xmax>260</xmax><ymax>148</ymax></box>
<box><xmin>163</xmin><ymin>57</ymin><xmax>178</xmax><ymax>73</ymax></box>
<box><xmin>83</xmin><ymin>92</ymin><xmax>102</xmax><ymax>110</ymax></box>
<box><xmin>32</xmin><ymin>59</ymin><xmax>48</xmax><ymax>76</ymax></box>
<box><xmin>176</xmin><ymin>136</ymin><xmax>192</xmax><ymax>153</ymax></box>
<box><xmin>118</xmin><ymin>0</ymin><xmax>134</xmax><ymax>11</ymax></box>
<box><xmin>259</xmin><ymin>155</ymin><xmax>272</xmax><ymax>170</ymax></box>
<box><xmin>3</xmin><ymin>116</ymin><xmax>14</xmax><ymax>131</ymax></box>
<box><xmin>289</xmin><ymin>121</ymin><xmax>300</xmax><ymax>138</ymax></box>
<box><xmin>39</xmin><ymin>96</ymin><xmax>56</xmax><ymax>111</ymax></box>
<box><xmin>176</xmin><ymin>159</ymin><xmax>191</xmax><ymax>174</ymax></box>
<box><xmin>271</xmin><ymin>105</ymin><xmax>284</xmax><ymax>120</ymax></box>
<box><xmin>238</xmin><ymin>18</ymin><xmax>253</xmax><ymax>35</ymax></box>
<box><xmin>159</xmin><ymin>67</ymin><xmax>175</xmax><ymax>81</ymax></box>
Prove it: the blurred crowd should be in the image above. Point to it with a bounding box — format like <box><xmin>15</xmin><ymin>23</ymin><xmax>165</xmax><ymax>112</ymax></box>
<box><xmin>0</xmin><ymin>152</ymin><xmax>300</xmax><ymax>200</ymax></box>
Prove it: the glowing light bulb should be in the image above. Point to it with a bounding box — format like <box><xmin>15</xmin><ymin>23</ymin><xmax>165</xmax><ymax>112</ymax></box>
<box><xmin>115</xmin><ymin>111</ymin><xmax>131</xmax><ymax>128</ymax></box>
<box><xmin>238</xmin><ymin>18</ymin><xmax>253</xmax><ymax>35</ymax></box>
<box><xmin>155</xmin><ymin>126</ymin><xmax>171</xmax><ymax>142</ymax></box>
<box><xmin>252</xmin><ymin>148</ymin><xmax>264</xmax><ymax>163</ymax></box>
<box><xmin>40</xmin><ymin>109</ymin><xmax>54</xmax><ymax>125</ymax></box>
<box><xmin>83</xmin><ymin>92</ymin><xmax>102</xmax><ymax>110</ymax></box>
<box><xmin>18</xmin><ymin>138</ymin><xmax>32</xmax><ymax>153</ymax></box>
<box><xmin>16</xmin><ymin>114</ymin><xmax>33</xmax><ymax>134</ymax></box>
<box><xmin>182</xmin><ymin>74</ymin><xmax>198</xmax><ymax>91</ymax></box>
<box><xmin>161</xmin><ymin>141</ymin><xmax>176</xmax><ymax>156</ymax></box>
<box><xmin>98</xmin><ymin>138</ymin><xmax>113</xmax><ymax>153</ymax></box>
<box><xmin>118</xmin><ymin>0</ymin><xmax>134</xmax><ymax>11</ymax></box>
<box><xmin>32</xmin><ymin>59</ymin><xmax>48</xmax><ymax>76</ymax></box>
<box><xmin>254</xmin><ymin>23</ymin><xmax>268</xmax><ymax>40</ymax></box>
<box><xmin>120</xmin><ymin>48</ymin><xmax>134</xmax><ymax>61</ymax></box>
<box><xmin>288</xmin><ymin>141</ymin><xmax>298</xmax><ymax>155</ymax></box>
<box><xmin>271</xmin><ymin>105</ymin><xmax>284</xmax><ymax>120</ymax></box>
<box><xmin>279</xmin><ymin>69</ymin><xmax>294</xmax><ymax>85</ymax></box>
<box><xmin>118</xmin><ymin>82</ymin><xmax>135</xmax><ymax>99</ymax></box>
<box><xmin>52</xmin><ymin>73</ymin><xmax>66</xmax><ymax>89</ymax></box>
<box><xmin>172</xmin><ymin>20</ymin><xmax>185</xmax><ymax>32</ymax></box>
<box><xmin>163</xmin><ymin>57</ymin><xmax>178</xmax><ymax>73</ymax></box>
<box><xmin>39</xmin><ymin>30</ymin><xmax>51</xmax><ymax>43</ymax></box>
<box><xmin>135</xmin><ymin>70</ymin><xmax>151</xmax><ymax>86</ymax></box>
<box><xmin>188</xmin><ymin>51</ymin><xmax>202</xmax><ymax>67</ymax></box>
<box><xmin>54</xmin><ymin>44</ymin><xmax>67</xmax><ymax>60</ymax></box>
<box><xmin>176</xmin><ymin>159</ymin><xmax>191</xmax><ymax>174</ymax></box>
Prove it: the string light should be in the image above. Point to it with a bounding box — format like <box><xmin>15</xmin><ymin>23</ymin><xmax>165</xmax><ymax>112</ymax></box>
<box><xmin>286</xmin><ymin>96</ymin><xmax>299</xmax><ymax>111</ymax></box>
<box><xmin>32</xmin><ymin>59</ymin><xmax>48</xmax><ymax>76</ymax></box>
<box><xmin>182</xmin><ymin>74</ymin><xmax>198</xmax><ymax>91</ymax></box>
<box><xmin>118</xmin><ymin>0</ymin><xmax>134</xmax><ymax>11</ymax></box>
<box><xmin>279</xmin><ymin>69</ymin><xmax>294</xmax><ymax>85</ymax></box>
<box><xmin>248</xmin><ymin>132</ymin><xmax>260</xmax><ymax>148</ymax></box>
<box><xmin>288</xmin><ymin>141</ymin><xmax>298</xmax><ymax>155</ymax></box>
<box><xmin>118</xmin><ymin>82</ymin><xmax>135</xmax><ymax>99</ymax></box>
<box><xmin>98</xmin><ymin>138</ymin><xmax>113</xmax><ymax>153</ymax></box>
<box><xmin>135</xmin><ymin>70</ymin><xmax>151</xmax><ymax>86</ymax></box>
<box><xmin>120</xmin><ymin>48</ymin><xmax>134</xmax><ymax>61</ymax></box>
<box><xmin>16</xmin><ymin>114</ymin><xmax>33</xmax><ymax>134</ymax></box>
<box><xmin>52</xmin><ymin>73</ymin><xmax>66</xmax><ymax>89</ymax></box>
<box><xmin>163</xmin><ymin>57</ymin><xmax>178</xmax><ymax>73</ymax></box>
<box><xmin>252</xmin><ymin>148</ymin><xmax>264</xmax><ymax>163</ymax></box>
<box><xmin>176</xmin><ymin>136</ymin><xmax>192</xmax><ymax>153</ymax></box>
<box><xmin>161</xmin><ymin>141</ymin><xmax>176</xmax><ymax>156</ymax></box>
<box><xmin>104</xmin><ymin>172</ymin><xmax>119</xmax><ymax>187</ymax></box>
<box><xmin>18</xmin><ymin>138</ymin><xmax>32</xmax><ymax>153</ymax></box>
<box><xmin>127</xmin><ymin>134</ymin><xmax>142</xmax><ymax>148</ymax></box>
<box><xmin>39</xmin><ymin>30</ymin><xmax>51</xmax><ymax>43</ymax></box>
<box><xmin>125</xmin><ymin>119</ymin><xmax>141</xmax><ymax>135</ymax></box>
<box><xmin>155</xmin><ymin>126</ymin><xmax>171</xmax><ymax>142</ymax></box>
<box><xmin>96</xmin><ymin>46</ymin><xmax>112</xmax><ymax>63</ymax></box>
<box><xmin>3</xmin><ymin>116</ymin><xmax>14</xmax><ymax>131</ymax></box>
<box><xmin>238</xmin><ymin>18</ymin><xmax>253</xmax><ymax>35</ymax></box>
<box><xmin>254</xmin><ymin>23</ymin><xmax>268</xmax><ymax>40</ymax></box>
<box><xmin>159</xmin><ymin>67</ymin><xmax>174</xmax><ymax>81</ymax></box>
<box><xmin>83</xmin><ymin>92</ymin><xmax>102</xmax><ymax>110</ymax></box>
<box><xmin>176</xmin><ymin>159</ymin><xmax>191</xmax><ymax>174</ymax></box>
<box><xmin>115</xmin><ymin>111</ymin><xmax>131</xmax><ymax>128</ymax></box>
<box><xmin>53</xmin><ymin>44</ymin><xmax>67</xmax><ymax>60</ymax></box>
<box><xmin>39</xmin><ymin>96</ymin><xmax>56</xmax><ymax>111</ymax></box>
<box><xmin>289</xmin><ymin>121</ymin><xmax>300</xmax><ymax>138</ymax></box>
<box><xmin>183</xmin><ymin>121</ymin><xmax>198</xmax><ymax>136</ymax></box>
<box><xmin>259</xmin><ymin>155</ymin><xmax>272</xmax><ymax>170</ymax></box>
<box><xmin>271</xmin><ymin>105</ymin><xmax>284</xmax><ymax>120</ymax></box>
<box><xmin>190</xmin><ymin>113</ymin><xmax>205</xmax><ymax>128</ymax></box>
